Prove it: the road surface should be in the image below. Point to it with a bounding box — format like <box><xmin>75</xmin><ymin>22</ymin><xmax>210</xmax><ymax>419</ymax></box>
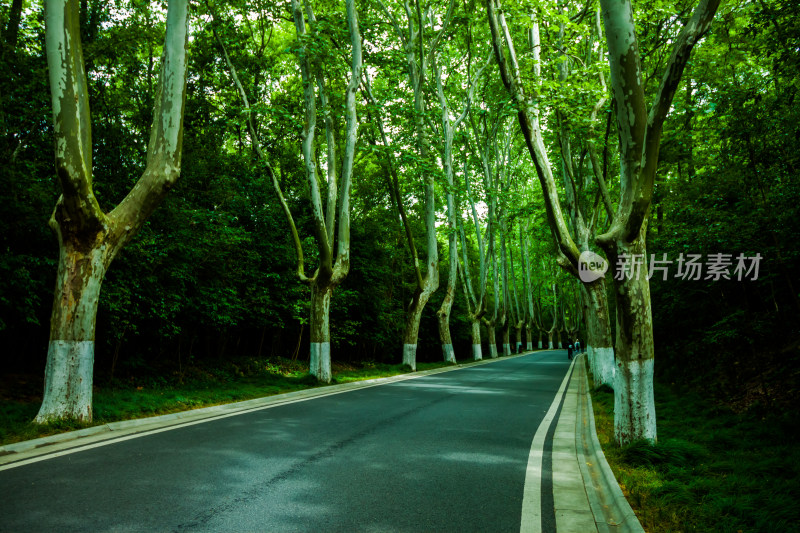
<box><xmin>0</xmin><ymin>351</ymin><xmax>573</xmax><ymax>532</ymax></box>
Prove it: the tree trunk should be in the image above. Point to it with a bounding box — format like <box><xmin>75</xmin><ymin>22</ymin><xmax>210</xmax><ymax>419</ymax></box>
<box><xmin>488</xmin><ymin>0</ymin><xmax>718</xmax><ymax>446</ymax></box>
<box><xmin>502</xmin><ymin>325</ymin><xmax>511</xmax><ymax>356</ymax></box>
<box><xmin>403</xmin><ymin>287</ymin><xmax>433</xmax><ymax>371</ymax></box>
<box><xmin>486</xmin><ymin>325</ymin><xmax>498</xmax><ymax>358</ymax></box>
<box><xmin>582</xmin><ymin>279</ymin><xmax>615</xmax><ymax>387</ymax></box>
<box><xmin>437</xmin><ymin>269</ymin><xmax>457</xmax><ymax>364</ymax></box>
<box><xmin>471</xmin><ymin>318</ymin><xmax>483</xmax><ymax>360</ymax></box>
<box><xmin>432</xmin><ymin>25</ymin><xmax>480</xmax><ymax>367</ymax></box>
<box><xmin>35</xmin><ymin>234</ymin><xmax>110</xmax><ymax>423</ymax></box>
<box><xmin>595</xmin><ymin>0</ymin><xmax>718</xmax><ymax>444</ymax></box>
<box><xmin>604</xmin><ymin>237</ymin><xmax>656</xmax><ymax>444</ymax></box>
<box><xmin>515</xmin><ymin>323</ymin><xmax>523</xmax><ymax>353</ymax></box>
<box><xmin>2</xmin><ymin>0</ymin><xmax>23</xmax><ymax>52</ymax></box>
<box><xmin>310</xmin><ymin>282</ymin><xmax>333</xmax><ymax>383</ymax></box>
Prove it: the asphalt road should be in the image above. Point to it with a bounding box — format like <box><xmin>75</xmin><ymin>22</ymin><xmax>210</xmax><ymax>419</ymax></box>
<box><xmin>0</xmin><ymin>351</ymin><xmax>572</xmax><ymax>532</ymax></box>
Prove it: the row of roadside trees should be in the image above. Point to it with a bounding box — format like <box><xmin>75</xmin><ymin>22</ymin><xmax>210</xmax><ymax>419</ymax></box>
<box><xmin>4</xmin><ymin>0</ymin><xmax>797</xmax><ymax>446</ymax></box>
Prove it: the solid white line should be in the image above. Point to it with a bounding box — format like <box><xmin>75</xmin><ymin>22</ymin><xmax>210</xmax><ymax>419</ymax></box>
<box><xmin>520</xmin><ymin>355</ymin><xmax>577</xmax><ymax>533</ymax></box>
<box><xmin>1</xmin><ymin>352</ymin><xmax>536</xmax><ymax>471</ymax></box>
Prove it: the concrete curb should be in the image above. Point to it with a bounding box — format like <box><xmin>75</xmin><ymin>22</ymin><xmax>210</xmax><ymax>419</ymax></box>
<box><xmin>1</xmin><ymin>351</ymin><xmax>532</xmax><ymax>466</ymax></box>
<box><xmin>573</xmin><ymin>355</ymin><xmax>613</xmax><ymax>533</ymax></box>
<box><xmin>574</xmin><ymin>354</ymin><xmax>645</xmax><ymax>533</ymax></box>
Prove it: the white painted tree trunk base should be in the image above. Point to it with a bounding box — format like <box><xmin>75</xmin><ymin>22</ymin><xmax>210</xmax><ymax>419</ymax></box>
<box><xmin>472</xmin><ymin>344</ymin><xmax>483</xmax><ymax>361</ymax></box>
<box><xmin>526</xmin><ymin>342</ymin><xmax>532</xmax><ymax>351</ymax></box>
<box><xmin>310</xmin><ymin>342</ymin><xmax>332</xmax><ymax>383</ymax></box>
<box><xmin>35</xmin><ymin>340</ymin><xmax>94</xmax><ymax>423</ymax></box>
<box><xmin>614</xmin><ymin>358</ymin><xmax>656</xmax><ymax>443</ymax></box>
<box><xmin>503</xmin><ymin>343</ymin><xmax>511</xmax><ymax>356</ymax></box>
<box><xmin>516</xmin><ymin>342</ymin><xmax>522</xmax><ymax>353</ymax></box>
<box><xmin>548</xmin><ymin>341</ymin><xmax>554</xmax><ymax>349</ymax></box>
<box><xmin>596</xmin><ymin>347</ymin><xmax>615</xmax><ymax>388</ymax></box>
<box><xmin>403</xmin><ymin>344</ymin><xmax>417</xmax><ymax>371</ymax></box>
<box><xmin>538</xmin><ymin>340</ymin><xmax>543</xmax><ymax>349</ymax></box>
<box><xmin>442</xmin><ymin>344</ymin><xmax>456</xmax><ymax>364</ymax></box>
<box><xmin>489</xmin><ymin>345</ymin><xmax>498</xmax><ymax>359</ymax></box>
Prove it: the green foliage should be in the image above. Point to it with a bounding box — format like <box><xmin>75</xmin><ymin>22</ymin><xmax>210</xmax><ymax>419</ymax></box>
<box><xmin>619</xmin><ymin>438</ymin><xmax>709</xmax><ymax>471</ymax></box>
<box><xmin>648</xmin><ymin>0</ymin><xmax>800</xmax><ymax>400</ymax></box>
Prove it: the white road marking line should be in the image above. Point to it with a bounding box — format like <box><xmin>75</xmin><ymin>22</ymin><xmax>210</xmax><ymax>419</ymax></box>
<box><xmin>520</xmin><ymin>355</ymin><xmax>577</xmax><ymax>533</ymax></box>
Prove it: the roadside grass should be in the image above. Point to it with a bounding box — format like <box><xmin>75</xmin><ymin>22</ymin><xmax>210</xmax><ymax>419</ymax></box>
<box><xmin>0</xmin><ymin>353</ymin><xmax>511</xmax><ymax>446</ymax></box>
<box><xmin>590</xmin><ymin>376</ymin><xmax>800</xmax><ymax>532</ymax></box>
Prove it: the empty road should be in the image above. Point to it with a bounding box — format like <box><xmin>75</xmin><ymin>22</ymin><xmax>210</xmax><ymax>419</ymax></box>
<box><xmin>0</xmin><ymin>351</ymin><xmax>573</xmax><ymax>532</ymax></box>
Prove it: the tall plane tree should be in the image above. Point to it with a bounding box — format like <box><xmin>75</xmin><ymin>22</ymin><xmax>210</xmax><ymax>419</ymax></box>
<box><xmin>457</xmin><ymin>154</ymin><xmax>490</xmax><ymax>360</ymax></box>
<box><xmin>486</xmin><ymin>0</ymin><xmax>720</xmax><ymax>443</ymax></box>
<box><xmin>287</xmin><ymin>0</ymin><xmax>362</xmax><ymax>382</ymax></box>
<box><xmin>36</xmin><ymin>0</ymin><xmax>190</xmax><ymax>423</ymax></box>
<box><xmin>550</xmin><ymin>8</ymin><xmax>616</xmax><ymax>386</ymax></box>
<box><xmin>431</xmin><ymin>26</ymin><xmax>490</xmax><ymax>363</ymax></box>
<box><xmin>211</xmin><ymin>0</ymin><xmax>362</xmax><ymax>383</ymax></box>
<box><xmin>375</xmin><ymin>0</ymin><xmax>454</xmax><ymax>370</ymax></box>
<box><xmin>471</xmin><ymin>112</ymin><xmax>510</xmax><ymax>358</ymax></box>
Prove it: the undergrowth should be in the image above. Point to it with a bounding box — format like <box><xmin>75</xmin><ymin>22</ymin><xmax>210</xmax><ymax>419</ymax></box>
<box><xmin>590</xmin><ymin>366</ymin><xmax>800</xmax><ymax>532</ymax></box>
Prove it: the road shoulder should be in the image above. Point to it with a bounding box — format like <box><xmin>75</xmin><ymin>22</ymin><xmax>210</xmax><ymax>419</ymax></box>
<box><xmin>571</xmin><ymin>354</ymin><xmax>646</xmax><ymax>533</ymax></box>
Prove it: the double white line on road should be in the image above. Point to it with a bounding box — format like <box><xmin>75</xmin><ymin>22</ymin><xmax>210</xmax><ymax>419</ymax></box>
<box><xmin>520</xmin><ymin>354</ymin><xmax>578</xmax><ymax>533</ymax></box>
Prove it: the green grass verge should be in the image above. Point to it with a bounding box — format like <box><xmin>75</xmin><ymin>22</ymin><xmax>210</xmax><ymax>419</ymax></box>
<box><xmin>0</xmin><ymin>354</ymin><xmax>508</xmax><ymax>447</ymax></box>
<box><xmin>589</xmin><ymin>373</ymin><xmax>800</xmax><ymax>532</ymax></box>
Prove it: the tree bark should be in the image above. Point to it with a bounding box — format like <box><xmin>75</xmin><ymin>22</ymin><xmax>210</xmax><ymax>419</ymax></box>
<box><xmin>471</xmin><ymin>319</ymin><xmax>483</xmax><ymax>360</ymax></box>
<box><xmin>437</xmin><ymin>292</ymin><xmax>457</xmax><ymax>363</ymax></box>
<box><xmin>37</xmin><ymin>234</ymin><xmax>110</xmax><ymax>422</ymax></box>
<box><xmin>309</xmin><ymin>282</ymin><xmax>333</xmax><ymax>382</ymax></box>
<box><xmin>600</xmin><ymin>236</ymin><xmax>657</xmax><ymax>441</ymax></box>
<box><xmin>2</xmin><ymin>0</ymin><xmax>23</xmax><ymax>52</ymax></box>
<box><xmin>403</xmin><ymin>287</ymin><xmax>434</xmax><ymax>370</ymax></box>
<box><xmin>431</xmin><ymin>37</ymin><xmax>487</xmax><ymax>365</ymax></box>
<box><xmin>457</xmin><ymin>157</ymin><xmax>489</xmax><ymax>364</ymax></box>
<box><xmin>486</xmin><ymin>325</ymin><xmax>498</xmax><ymax>358</ymax></box>
<box><xmin>376</xmin><ymin>0</ymin><xmax>445</xmax><ymax>371</ymax></box>
<box><xmin>582</xmin><ymin>279</ymin><xmax>615</xmax><ymax>387</ymax></box>
<box><xmin>595</xmin><ymin>0</ymin><xmax>719</xmax><ymax>444</ymax></box>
